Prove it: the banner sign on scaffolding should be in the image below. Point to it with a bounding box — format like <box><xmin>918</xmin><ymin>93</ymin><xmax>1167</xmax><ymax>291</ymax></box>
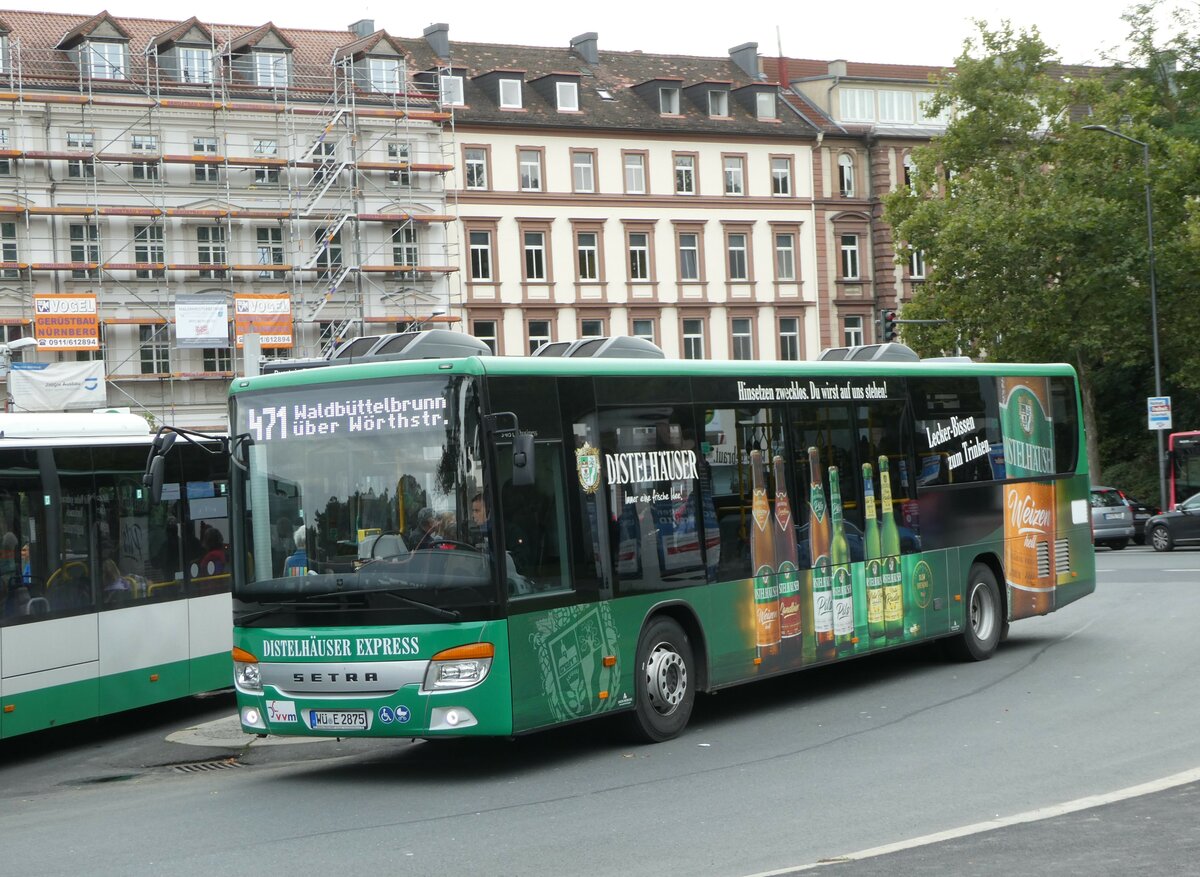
<box><xmin>9</xmin><ymin>360</ymin><xmax>107</xmax><ymax>411</ymax></box>
<box><xmin>234</xmin><ymin>293</ymin><xmax>292</xmax><ymax>349</ymax></box>
<box><xmin>33</xmin><ymin>294</ymin><xmax>100</xmax><ymax>350</ymax></box>
<box><xmin>176</xmin><ymin>295</ymin><xmax>229</xmax><ymax>349</ymax></box>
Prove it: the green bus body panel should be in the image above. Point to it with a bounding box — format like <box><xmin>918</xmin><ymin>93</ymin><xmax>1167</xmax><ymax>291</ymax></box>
<box><xmin>0</xmin><ymin>652</ymin><xmax>230</xmax><ymax>739</ymax></box>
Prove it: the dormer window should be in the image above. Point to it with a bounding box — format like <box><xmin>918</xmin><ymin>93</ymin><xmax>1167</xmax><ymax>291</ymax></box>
<box><xmin>556</xmin><ymin>81</ymin><xmax>579</xmax><ymax>112</ymax></box>
<box><xmin>367</xmin><ymin>57</ymin><xmax>402</xmax><ymax>93</ymax></box>
<box><xmin>83</xmin><ymin>41</ymin><xmax>125</xmax><ymax>79</ymax></box>
<box><xmin>708</xmin><ymin>90</ymin><xmax>729</xmax><ymax>117</ymax></box>
<box><xmin>659</xmin><ymin>87</ymin><xmax>680</xmax><ymax>115</ymax></box>
<box><xmin>179</xmin><ymin>47</ymin><xmax>212</xmax><ymax>84</ymax></box>
<box><xmin>440</xmin><ymin>74</ymin><xmax>464</xmax><ymax>106</ymax></box>
<box><xmin>499</xmin><ymin>78</ymin><xmax>523</xmax><ymax>109</ymax></box>
<box><xmin>0</xmin><ymin>34</ymin><xmax>9</xmax><ymax>74</ymax></box>
<box><xmin>254</xmin><ymin>51</ymin><xmax>288</xmax><ymax>87</ymax></box>
<box><xmin>756</xmin><ymin>92</ymin><xmax>776</xmax><ymax>120</ymax></box>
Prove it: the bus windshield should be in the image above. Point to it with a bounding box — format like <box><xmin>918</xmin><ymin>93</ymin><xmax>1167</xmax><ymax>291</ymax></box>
<box><xmin>230</xmin><ymin>374</ymin><xmax>497</xmax><ymax>623</ymax></box>
<box><xmin>1170</xmin><ymin>432</ymin><xmax>1200</xmax><ymax>508</ymax></box>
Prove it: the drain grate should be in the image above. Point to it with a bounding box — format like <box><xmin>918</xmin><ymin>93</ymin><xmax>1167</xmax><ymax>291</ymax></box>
<box><xmin>172</xmin><ymin>758</ymin><xmax>243</xmax><ymax>774</ymax></box>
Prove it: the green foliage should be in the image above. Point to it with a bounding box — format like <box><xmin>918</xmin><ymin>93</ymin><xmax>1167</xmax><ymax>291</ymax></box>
<box><xmin>883</xmin><ymin>13</ymin><xmax>1200</xmax><ymax>483</ymax></box>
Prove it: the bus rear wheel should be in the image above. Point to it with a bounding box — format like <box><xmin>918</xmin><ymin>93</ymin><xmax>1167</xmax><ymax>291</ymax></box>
<box><xmin>943</xmin><ymin>563</ymin><xmax>1002</xmax><ymax>662</ymax></box>
<box><xmin>624</xmin><ymin>616</ymin><xmax>695</xmax><ymax>743</ymax></box>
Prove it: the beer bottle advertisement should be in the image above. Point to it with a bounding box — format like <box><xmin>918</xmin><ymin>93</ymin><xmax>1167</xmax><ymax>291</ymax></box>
<box><xmin>879</xmin><ymin>455</ymin><xmax>905</xmax><ymax>642</ymax></box>
<box><xmin>862</xmin><ymin>462</ymin><xmax>886</xmax><ymax>644</ymax></box>
<box><xmin>828</xmin><ymin>466</ymin><xmax>855</xmax><ymax>655</ymax></box>
<box><xmin>999</xmin><ymin>376</ymin><xmax>1057</xmax><ymax>620</ymax></box>
<box><xmin>808</xmin><ymin>447</ymin><xmax>835</xmax><ymax>660</ymax></box>
<box><xmin>750</xmin><ymin>450</ymin><xmax>781</xmax><ymax>657</ymax></box>
<box><xmin>773</xmin><ymin>455</ymin><xmax>802</xmax><ymax>642</ymax></box>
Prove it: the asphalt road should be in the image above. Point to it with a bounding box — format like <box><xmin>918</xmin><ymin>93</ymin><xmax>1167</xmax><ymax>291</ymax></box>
<box><xmin>2</xmin><ymin>544</ymin><xmax>1198</xmax><ymax>876</ymax></box>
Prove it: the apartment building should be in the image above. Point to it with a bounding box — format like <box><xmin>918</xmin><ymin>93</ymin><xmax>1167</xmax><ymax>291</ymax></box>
<box><xmin>0</xmin><ymin>10</ymin><xmax>457</xmax><ymax>426</ymax></box>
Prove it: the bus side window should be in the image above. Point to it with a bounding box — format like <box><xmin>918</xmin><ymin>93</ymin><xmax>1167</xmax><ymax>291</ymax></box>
<box><xmin>497</xmin><ymin>441</ymin><xmax>571</xmax><ymax>596</ymax></box>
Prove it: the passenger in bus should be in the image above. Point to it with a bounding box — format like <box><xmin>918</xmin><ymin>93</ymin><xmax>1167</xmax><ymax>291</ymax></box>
<box><xmin>271</xmin><ymin>516</ymin><xmax>296</xmax><ymax>572</ymax></box>
<box><xmin>199</xmin><ymin>527</ymin><xmax>227</xmax><ymax>576</ymax></box>
<box><xmin>407</xmin><ymin>508</ymin><xmax>440</xmax><ymax>551</ymax></box>
<box><xmin>103</xmin><ymin>558</ymin><xmax>130</xmax><ymax>603</ymax></box>
<box><xmin>471</xmin><ymin>493</ymin><xmax>491</xmax><ymax>549</ymax></box>
<box><xmin>284</xmin><ymin>527</ymin><xmax>309</xmax><ymax>576</ymax></box>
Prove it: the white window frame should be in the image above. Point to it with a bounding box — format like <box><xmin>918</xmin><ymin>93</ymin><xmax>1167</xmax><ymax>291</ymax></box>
<box><xmin>838</xmin><ymin>153</ymin><xmax>856</xmax><ymax>198</ymax></box>
<box><xmin>878</xmin><ymin>90</ymin><xmax>915</xmax><ymax>124</ymax></box>
<box><xmin>771</xmin><ymin>157</ymin><xmax>793</xmax><ymax>196</ymax></box>
<box><xmin>1</xmin><ymin>221</ymin><xmax>19</xmax><ymax>278</ymax></box>
<box><xmin>523</xmin><ymin>231</ymin><xmax>547</xmax><ymax>281</ymax></box>
<box><xmin>572</xmin><ymin>151</ymin><xmax>595</xmax><ymax>193</ymax></box>
<box><xmin>756</xmin><ymin>92</ymin><xmax>776</xmax><ymax>120</ymax></box>
<box><xmin>69</xmin><ymin>223</ymin><xmax>100</xmax><ymax>278</ymax></box>
<box><xmin>528</xmin><ymin>319</ymin><xmax>552</xmax><ymax>354</ymax></box>
<box><xmin>910</xmin><ymin>249</ymin><xmax>926</xmax><ymax>279</ymax></box>
<box><xmin>708</xmin><ymin>90</ymin><xmax>729</xmax><ymax>117</ymax></box>
<box><xmin>631</xmin><ymin>318</ymin><xmax>655</xmax><ymax>342</ymax></box>
<box><xmin>139</xmin><ymin>324</ymin><xmax>171</xmax><ymax>374</ymax></box>
<box><xmin>840</xmin><ymin>234</ymin><xmax>860</xmax><ymax>280</ymax></box>
<box><xmin>387</xmin><ymin>142</ymin><xmax>410</xmax><ymax>186</ymax></box>
<box><xmin>659</xmin><ymin>87</ymin><xmax>681</xmax><ymax>115</ymax></box>
<box><xmin>839</xmin><ymin>87</ymin><xmax>875</xmax><ymax>122</ymax></box>
<box><xmin>179</xmin><ymin>46</ymin><xmax>212</xmax><ymax>84</ymax></box>
<box><xmin>499</xmin><ymin>78</ymin><xmax>523</xmax><ymax>109</ymax></box>
<box><xmin>197</xmin><ymin>225</ymin><xmax>227</xmax><ymax>279</ymax></box>
<box><xmin>440</xmin><ymin>75</ymin><xmax>465</xmax><ymax>106</ymax></box>
<box><xmin>674</xmin><ymin>154</ymin><xmax>696</xmax><ymax>195</ymax></box>
<box><xmin>0</xmin><ymin>128</ymin><xmax>9</xmax><ymax>175</ymax></box>
<box><xmin>779</xmin><ymin>317</ymin><xmax>800</xmax><ymax>361</ymax></box>
<box><xmin>518</xmin><ymin>149</ymin><xmax>541</xmax><ymax>192</ymax></box>
<box><xmin>731</xmin><ymin>317</ymin><xmax>754</xmax><ymax>360</ymax></box>
<box><xmin>556</xmin><ymin>81</ymin><xmax>579</xmax><ymax>112</ymax></box>
<box><xmin>367</xmin><ymin>57</ymin><xmax>403</xmax><ymax>93</ymax></box>
<box><xmin>254</xmin><ymin>51</ymin><xmax>288</xmax><ymax>88</ymax></box>
<box><xmin>774</xmin><ymin>233</ymin><xmax>796</xmax><ymax>281</ymax></box>
<box><xmin>256</xmin><ymin>226</ymin><xmax>284</xmax><ymax>278</ymax></box>
<box><xmin>624</xmin><ymin>153</ymin><xmax>646</xmax><ymax>194</ymax></box>
<box><xmin>843</xmin><ymin>315</ymin><xmax>865</xmax><ymax>347</ymax></box>
<box><xmin>469</xmin><ymin>230</ymin><xmax>493</xmax><ymax>281</ymax></box>
<box><xmin>727</xmin><ymin>233</ymin><xmax>748</xmax><ymax>281</ymax></box>
<box><xmin>67</xmin><ymin>132</ymin><xmax>94</xmax><ymax>179</ymax></box>
<box><xmin>393</xmin><ymin>225</ymin><xmax>419</xmax><ymax>269</ymax></box>
<box><xmin>465</xmin><ymin>147</ymin><xmax>488</xmax><ymax>190</ymax></box>
<box><xmin>723</xmin><ymin>156</ymin><xmax>744</xmax><ymax>196</ymax></box>
<box><xmin>682</xmin><ymin>318</ymin><xmax>705</xmax><ymax>360</ymax></box>
<box><xmin>193</xmin><ymin>135</ymin><xmax>220</xmax><ymax>183</ymax></box>
<box><xmin>253</xmin><ymin>138</ymin><xmax>279</xmax><ymax>184</ymax></box>
<box><xmin>678</xmin><ymin>233</ymin><xmax>700</xmax><ymax>281</ymax></box>
<box><xmin>133</xmin><ymin>224</ymin><xmax>164</xmax><ymax>278</ymax></box>
<box><xmin>84</xmin><ymin>41</ymin><xmax>125</xmax><ymax>79</ymax></box>
<box><xmin>628</xmin><ymin>232</ymin><xmax>650</xmax><ymax>281</ymax></box>
<box><xmin>131</xmin><ymin>133</ymin><xmax>158</xmax><ymax>181</ymax></box>
<box><xmin>472</xmin><ymin>319</ymin><xmax>498</xmax><ymax>354</ymax></box>
<box><xmin>576</xmin><ymin>231</ymin><xmax>598</xmax><ymax>281</ymax></box>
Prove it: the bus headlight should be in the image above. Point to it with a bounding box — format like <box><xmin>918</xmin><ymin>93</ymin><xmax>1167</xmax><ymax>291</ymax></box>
<box><xmin>423</xmin><ymin>642</ymin><xmax>494</xmax><ymax>692</ymax></box>
<box><xmin>233</xmin><ymin>647</ymin><xmax>262</xmax><ymax>693</ymax></box>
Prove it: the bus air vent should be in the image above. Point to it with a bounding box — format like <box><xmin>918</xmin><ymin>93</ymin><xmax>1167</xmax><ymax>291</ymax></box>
<box><xmin>1055</xmin><ymin>538</ymin><xmax>1070</xmax><ymax>574</ymax></box>
<box><xmin>1036</xmin><ymin>540</ymin><xmax>1052</xmax><ymax>577</ymax></box>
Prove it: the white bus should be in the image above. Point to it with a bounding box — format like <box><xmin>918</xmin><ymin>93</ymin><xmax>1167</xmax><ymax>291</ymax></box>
<box><xmin>0</xmin><ymin>411</ymin><xmax>231</xmax><ymax>738</ymax></box>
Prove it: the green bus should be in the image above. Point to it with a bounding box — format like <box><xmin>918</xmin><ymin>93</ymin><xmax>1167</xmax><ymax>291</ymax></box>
<box><xmin>197</xmin><ymin>334</ymin><xmax>1094</xmax><ymax>742</ymax></box>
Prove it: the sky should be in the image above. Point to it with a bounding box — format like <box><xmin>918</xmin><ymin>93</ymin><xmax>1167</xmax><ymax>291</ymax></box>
<box><xmin>18</xmin><ymin>0</ymin><xmax>1192</xmax><ymax>67</ymax></box>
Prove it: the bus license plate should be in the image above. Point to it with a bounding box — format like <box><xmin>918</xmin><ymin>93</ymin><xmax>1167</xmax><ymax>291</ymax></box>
<box><xmin>308</xmin><ymin>709</ymin><xmax>369</xmax><ymax>731</ymax></box>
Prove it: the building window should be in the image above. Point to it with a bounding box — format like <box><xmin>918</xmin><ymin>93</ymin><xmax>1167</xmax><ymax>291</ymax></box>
<box><xmin>313</xmin><ymin>225</ymin><xmax>342</xmax><ymax>281</ymax></box>
<box><xmin>69</xmin><ymin>224</ymin><xmax>99</xmax><ymax>279</ymax></box>
<box><xmin>674</xmin><ymin>153</ymin><xmax>696</xmax><ymax>195</ymax></box>
<box><xmin>571</xmin><ymin>151</ymin><xmax>595</xmax><ymax>193</ymax></box>
<box><xmin>139</xmin><ymin>324</ymin><xmax>170</xmax><ymax>374</ymax></box>
<box><xmin>256</xmin><ymin>227</ymin><xmax>284</xmax><ymax>278</ymax></box>
<box><xmin>499</xmin><ymin>78</ymin><xmax>523</xmax><ymax>109</ymax></box>
<box><xmin>878</xmin><ymin>90</ymin><xmax>914</xmax><ymax>124</ymax></box>
<box><xmin>779</xmin><ymin>317</ymin><xmax>800</xmax><ymax>361</ymax></box>
<box><xmin>682</xmin><ymin>318</ymin><xmax>705</xmax><ymax>359</ymax></box>
<box><xmin>253</xmin><ymin>138</ymin><xmax>279</xmax><ymax>184</ymax></box>
<box><xmin>367</xmin><ymin>57</ymin><xmax>402</xmax><ymax>93</ymax></box>
<box><xmin>131</xmin><ymin>134</ymin><xmax>158</xmax><ymax>181</ymax></box>
<box><xmin>659</xmin><ymin>87</ymin><xmax>680</xmax><ymax>115</ymax></box>
<box><xmin>631</xmin><ymin>318</ymin><xmax>655</xmax><ymax>342</ymax></box>
<box><xmin>576</xmin><ymin>231</ymin><xmax>599</xmax><ymax>281</ymax></box>
<box><xmin>843</xmin><ymin>315</ymin><xmax>865</xmax><ymax>347</ymax></box>
<box><xmin>727</xmin><ymin>232</ymin><xmax>748</xmax><ymax>281</ymax></box>
<box><xmin>472</xmin><ymin>319</ymin><xmax>497</xmax><ymax>353</ymax></box>
<box><xmin>840</xmin><ymin>234</ymin><xmax>860</xmax><ymax>279</ymax></box>
<box><xmin>83</xmin><ymin>41</ymin><xmax>125</xmax><ymax>79</ymax></box>
<box><xmin>910</xmin><ymin>249</ymin><xmax>926</xmax><ymax>279</ymax></box>
<box><xmin>0</xmin><ymin>128</ymin><xmax>10</xmax><ymax>175</ymax></box>
<box><xmin>388</xmin><ymin>142</ymin><xmax>411</xmax><ymax>186</ymax></box>
<box><xmin>767</xmin><ymin>235</ymin><xmax>799</xmax><ymax>288</ymax></box>
<box><xmin>628</xmin><ymin>232</ymin><xmax>650</xmax><ymax>281</ymax></box>
<box><xmin>254</xmin><ymin>51</ymin><xmax>288</xmax><ymax>88</ymax></box>
<box><xmin>393</xmin><ymin>225</ymin><xmax>419</xmax><ymax>269</ymax></box>
<box><xmin>623</xmin><ymin>152</ymin><xmax>646</xmax><ymax>194</ymax></box>
<box><xmin>903</xmin><ymin>154</ymin><xmax>916</xmax><ymax>191</ymax></box>
<box><xmin>581</xmin><ymin>318</ymin><xmax>604</xmax><ymax>337</ymax></box>
<box><xmin>756</xmin><ymin>92</ymin><xmax>776</xmax><ymax>120</ymax></box>
<box><xmin>203</xmin><ymin>346</ymin><xmax>232</xmax><ymax>372</ymax></box>
<box><xmin>523</xmin><ymin>231</ymin><xmax>547</xmax><ymax>281</ymax></box>
<box><xmin>557</xmin><ymin>81</ymin><xmax>579</xmax><ymax>111</ymax></box>
<box><xmin>709</xmin><ymin>90</ymin><xmax>729</xmax><ymax>117</ymax></box>
<box><xmin>198</xmin><ymin>226</ymin><xmax>227</xmax><ymax>279</ymax></box>
<box><xmin>731</xmin><ymin>317</ymin><xmax>754</xmax><ymax>360</ymax></box>
<box><xmin>771</xmin><ymin>156</ymin><xmax>793</xmax><ymax>196</ymax></box>
<box><xmin>678</xmin><ymin>232</ymin><xmax>700</xmax><ymax>281</ymax></box>
<box><xmin>310</xmin><ymin>141</ymin><xmax>336</xmax><ymax>187</ymax></box>
<box><xmin>0</xmin><ymin>222</ymin><xmax>18</xmax><ymax>278</ymax></box>
<box><xmin>838</xmin><ymin>153</ymin><xmax>856</xmax><ymax>197</ymax></box>
<box><xmin>464</xmin><ymin>147</ymin><xmax>489</xmax><ymax>190</ymax></box>
<box><xmin>67</xmin><ymin>132</ymin><xmax>94</xmax><ymax>179</ymax></box>
<box><xmin>194</xmin><ymin>135</ymin><xmax>220</xmax><ymax>183</ymax></box>
<box><xmin>179</xmin><ymin>47</ymin><xmax>212</xmax><ymax>83</ymax></box>
<box><xmin>723</xmin><ymin>155</ymin><xmax>744</xmax><ymax>196</ymax></box>
<box><xmin>469</xmin><ymin>230</ymin><xmax>493</xmax><ymax>281</ymax></box>
<box><xmin>518</xmin><ymin>149</ymin><xmax>542</xmax><ymax>192</ymax></box>
<box><xmin>440</xmin><ymin>74</ymin><xmax>465</xmax><ymax>107</ymax></box>
<box><xmin>134</xmin><ymin>225</ymin><xmax>164</xmax><ymax>279</ymax></box>
<box><xmin>840</xmin><ymin>88</ymin><xmax>874</xmax><ymax>122</ymax></box>
<box><xmin>528</xmin><ymin>319</ymin><xmax>552</xmax><ymax>354</ymax></box>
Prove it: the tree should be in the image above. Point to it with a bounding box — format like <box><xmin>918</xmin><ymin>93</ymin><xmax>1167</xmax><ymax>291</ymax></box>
<box><xmin>884</xmin><ymin>17</ymin><xmax>1200</xmax><ymax>487</ymax></box>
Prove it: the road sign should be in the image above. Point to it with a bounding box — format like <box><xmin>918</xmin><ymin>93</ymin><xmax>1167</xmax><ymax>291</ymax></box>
<box><xmin>1147</xmin><ymin>396</ymin><xmax>1172</xmax><ymax>430</ymax></box>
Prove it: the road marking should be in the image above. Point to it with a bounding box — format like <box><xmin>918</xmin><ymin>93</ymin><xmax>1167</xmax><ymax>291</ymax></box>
<box><xmin>738</xmin><ymin>766</ymin><xmax>1200</xmax><ymax>876</ymax></box>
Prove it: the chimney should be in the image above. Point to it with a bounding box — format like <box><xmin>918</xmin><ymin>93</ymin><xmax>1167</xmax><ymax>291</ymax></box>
<box><xmin>828</xmin><ymin>59</ymin><xmax>847</xmax><ymax>77</ymax></box>
<box><xmin>348</xmin><ymin>19</ymin><xmax>374</xmax><ymax>39</ymax></box>
<box><xmin>728</xmin><ymin>42</ymin><xmax>761</xmax><ymax>80</ymax></box>
<box><xmin>570</xmin><ymin>32</ymin><xmax>599</xmax><ymax>65</ymax></box>
<box><xmin>424</xmin><ymin>22</ymin><xmax>450</xmax><ymax>60</ymax></box>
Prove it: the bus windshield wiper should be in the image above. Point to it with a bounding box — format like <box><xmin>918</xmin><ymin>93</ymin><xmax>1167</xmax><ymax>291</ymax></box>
<box><xmin>314</xmin><ymin>586</ymin><xmax>462</xmax><ymax>620</ymax></box>
<box><xmin>236</xmin><ymin>585</ymin><xmax>461</xmax><ymax>623</ymax></box>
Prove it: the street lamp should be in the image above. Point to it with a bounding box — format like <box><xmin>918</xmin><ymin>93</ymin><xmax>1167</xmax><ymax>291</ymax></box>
<box><xmin>1082</xmin><ymin>124</ymin><xmax>1167</xmax><ymax>512</ymax></box>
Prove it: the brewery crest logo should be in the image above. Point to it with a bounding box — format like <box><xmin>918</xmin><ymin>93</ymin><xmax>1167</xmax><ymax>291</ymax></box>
<box><xmin>575</xmin><ymin>442</ymin><xmax>601</xmax><ymax>494</ymax></box>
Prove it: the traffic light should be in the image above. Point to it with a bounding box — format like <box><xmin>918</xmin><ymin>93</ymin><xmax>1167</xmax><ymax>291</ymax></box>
<box><xmin>881</xmin><ymin>309</ymin><xmax>898</xmax><ymax>342</ymax></box>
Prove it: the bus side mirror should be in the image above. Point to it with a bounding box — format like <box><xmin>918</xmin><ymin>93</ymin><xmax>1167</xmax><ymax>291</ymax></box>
<box><xmin>152</xmin><ymin>431</ymin><xmax>178</xmax><ymax>455</ymax></box>
<box><xmin>512</xmin><ymin>433</ymin><xmax>535</xmax><ymax>487</ymax></box>
<box><xmin>144</xmin><ymin>455</ymin><xmax>166</xmax><ymax>503</ymax></box>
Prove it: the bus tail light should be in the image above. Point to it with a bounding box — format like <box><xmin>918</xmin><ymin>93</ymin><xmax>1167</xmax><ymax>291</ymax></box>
<box><xmin>233</xmin><ymin>646</ymin><xmax>262</xmax><ymax>693</ymax></box>
<box><xmin>424</xmin><ymin>643</ymin><xmax>494</xmax><ymax>692</ymax></box>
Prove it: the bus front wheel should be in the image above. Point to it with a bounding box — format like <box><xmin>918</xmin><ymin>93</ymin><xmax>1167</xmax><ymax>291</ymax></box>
<box><xmin>624</xmin><ymin>616</ymin><xmax>695</xmax><ymax>743</ymax></box>
<box><xmin>944</xmin><ymin>564</ymin><xmax>1002</xmax><ymax>662</ymax></box>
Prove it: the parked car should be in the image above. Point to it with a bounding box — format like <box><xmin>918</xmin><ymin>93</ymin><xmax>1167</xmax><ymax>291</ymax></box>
<box><xmin>1146</xmin><ymin>492</ymin><xmax>1200</xmax><ymax>551</ymax></box>
<box><xmin>1117</xmin><ymin>491</ymin><xmax>1160</xmax><ymax>545</ymax></box>
<box><xmin>1090</xmin><ymin>486</ymin><xmax>1135</xmax><ymax>550</ymax></box>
